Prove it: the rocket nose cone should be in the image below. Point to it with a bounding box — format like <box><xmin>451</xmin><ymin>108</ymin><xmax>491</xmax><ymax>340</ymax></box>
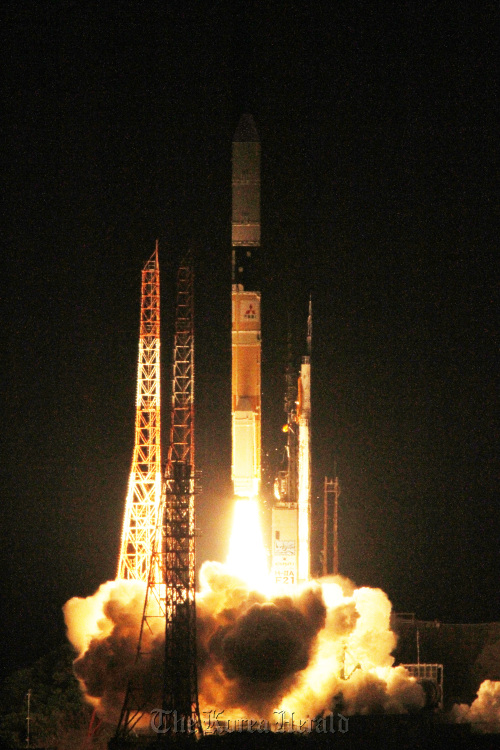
<box><xmin>233</xmin><ymin>114</ymin><xmax>260</xmax><ymax>143</ymax></box>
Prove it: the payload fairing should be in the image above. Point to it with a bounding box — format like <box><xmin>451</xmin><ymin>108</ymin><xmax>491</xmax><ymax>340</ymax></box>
<box><xmin>231</xmin><ymin>115</ymin><xmax>261</xmax><ymax>499</ymax></box>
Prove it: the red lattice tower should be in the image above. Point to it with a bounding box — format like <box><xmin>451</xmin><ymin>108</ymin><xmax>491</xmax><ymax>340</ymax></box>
<box><xmin>117</xmin><ymin>245</ymin><xmax>162</xmax><ymax>582</ymax></box>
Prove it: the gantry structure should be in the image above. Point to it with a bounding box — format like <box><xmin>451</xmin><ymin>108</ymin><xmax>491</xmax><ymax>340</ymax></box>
<box><xmin>115</xmin><ymin>252</ymin><xmax>201</xmax><ymax>742</ymax></box>
<box><xmin>162</xmin><ymin>251</ymin><xmax>201</xmax><ymax>735</ymax></box>
<box><xmin>117</xmin><ymin>245</ymin><xmax>162</xmax><ymax>583</ymax></box>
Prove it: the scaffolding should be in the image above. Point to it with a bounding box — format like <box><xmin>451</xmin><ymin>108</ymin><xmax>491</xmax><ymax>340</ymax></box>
<box><xmin>322</xmin><ymin>476</ymin><xmax>340</xmax><ymax>576</ymax></box>
<box><xmin>114</xmin><ymin>252</ymin><xmax>201</xmax><ymax>743</ymax></box>
<box><xmin>162</xmin><ymin>253</ymin><xmax>201</xmax><ymax>735</ymax></box>
<box><xmin>117</xmin><ymin>245</ymin><xmax>162</xmax><ymax>582</ymax></box>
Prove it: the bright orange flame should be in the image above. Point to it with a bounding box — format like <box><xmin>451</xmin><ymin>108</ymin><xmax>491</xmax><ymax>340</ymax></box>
<box><xmin>226</xmin><ymin>498</ymin><xmax>269</xmax><ymax>591</ymax></box>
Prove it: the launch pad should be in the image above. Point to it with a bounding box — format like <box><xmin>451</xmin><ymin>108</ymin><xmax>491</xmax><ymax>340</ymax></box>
<box><xmin>69</xmin><ymin>115</ymin><xmax>498</xmax><ymax>750</ymax></box>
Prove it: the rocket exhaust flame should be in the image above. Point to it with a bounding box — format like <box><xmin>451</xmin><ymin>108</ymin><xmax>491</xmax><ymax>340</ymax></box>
<box><xmin>226</xmin><ymin>499</ymin><xmax>268</xmax><ymax>591</ymax></box>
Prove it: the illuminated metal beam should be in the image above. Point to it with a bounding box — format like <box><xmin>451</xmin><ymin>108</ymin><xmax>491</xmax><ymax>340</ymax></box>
<box><xmin>117</xmin><ymin>244</ymin><xmax>161</xmax><ymax>582</ymax></box>
<box><xmin>162</xmin><ymin>252</ymin><xmax>201</xmax><ymax>735</ymax></box>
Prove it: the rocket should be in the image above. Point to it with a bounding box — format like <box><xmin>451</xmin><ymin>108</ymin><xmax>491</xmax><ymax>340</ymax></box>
<box><xmin>231</xmin><ymin>114</ymin><xmax>311</xmax><ymax>585</ymax></box>
<box><xmin>231</xmin><ymin>115</ymin><xmax>261</xmax><ymax>499</ymax></box>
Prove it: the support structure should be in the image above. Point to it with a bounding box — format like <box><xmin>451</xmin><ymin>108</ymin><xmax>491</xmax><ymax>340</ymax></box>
<box><xmin>333</xmin><ymin>476</ymin><xmax>340</xmax><ymax>575</ymax></box>
<box><xmin>114</xmin><ymin>253</ymin><xmax>201</xmax><ymax>743</ymax></box>
<box><xmin>162</xmin><ymin>253</ymin><xmax>201</xmax><ymax>735</ymax></box>
<box><xmin>322</xmin><ymin>475</ymin><xmax>340</xmax><ymax>576</ymax></box>
<box><xmin>117</xmin><ymin>246</ymin><xmax>161</xmax><ymax>582</ymax></box>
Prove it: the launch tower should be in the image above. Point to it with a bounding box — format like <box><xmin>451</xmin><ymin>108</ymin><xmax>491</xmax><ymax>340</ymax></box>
<box><xmin>162</xmin><ymin>252</ymin><xmax>201</xmax><ymax>734</ymax></box>
<box><xmin>231</xmin><ymin>114</ymin><xmax>261</xmax><ymax>499</ymax></box>
<box><xmin>115</xmin><ymin>253</ymin><xmax>201</xmax><ymax>741</ymax></box>
<box><xmin>117</xmin><ymin>245</ymin><xmax>162</xmax><ymax>582</ymax></box>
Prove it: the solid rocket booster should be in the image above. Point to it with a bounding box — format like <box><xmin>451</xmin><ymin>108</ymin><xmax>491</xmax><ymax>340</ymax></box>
<box><xmin>231</xmin><ymin>115</ymin><xmax>261</xmax><ymax>498</ymax></box>
<box><xmin>271</xmin><ymin>300</ymin><xmax>312</xmax><ymax>589</ymax></box>
<box><xmin>297</xmin><ymin>299</ymin><xmax>312</xmax><ymax>583</ymax></box>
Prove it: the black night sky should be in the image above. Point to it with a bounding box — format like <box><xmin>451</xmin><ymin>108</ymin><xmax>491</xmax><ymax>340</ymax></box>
<box><xmin>2</xmin><ymin>2</ymin><xmax>498</xmax><ymax>678</ymax></box>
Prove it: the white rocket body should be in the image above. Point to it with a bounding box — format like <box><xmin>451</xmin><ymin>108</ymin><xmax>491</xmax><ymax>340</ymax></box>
<box><xmin>231</xmin><ymin>116</ymin><xmax>261</xmax><ymax>499</ymax></box>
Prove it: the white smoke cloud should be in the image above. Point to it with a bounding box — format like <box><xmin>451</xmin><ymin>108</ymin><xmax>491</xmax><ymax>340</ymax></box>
<box><xmin>64</xmin><ymin>579</ymin><xmax>146</xmax><ymax>656</ymax></box>
<box><xmin>272</xmin><ymin>576</ymin><xmax>425</xmax><ymax>720</ymax></box>
<box><xmin>63</xmin><ymin>578</ymin><xmax>151</xmax><ymax>723</ymax></box>
<box><xmin>451</xmin><ymin>679</ymin><xmax>500</xmax><ymax>733</ymax></box>
<box><xmin>62</xmin><ymin>564</ymin><xmax>430</xmax><ymax>727</ymax></box>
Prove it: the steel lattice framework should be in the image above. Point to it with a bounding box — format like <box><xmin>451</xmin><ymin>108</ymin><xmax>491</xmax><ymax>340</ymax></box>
<box><xmin>162</xmin><ymin>253</ymin><xmax>201</xmax><ymax>736</ymax></box>
<box><xmin>115</xmin><ymin>253</ymin><xmax>201</xmax><ymax>743</ymax></box>
<box><xmin>117</xmin><ymin>245</ymin><xmax>162</xmax><ymax>582</ymax></box>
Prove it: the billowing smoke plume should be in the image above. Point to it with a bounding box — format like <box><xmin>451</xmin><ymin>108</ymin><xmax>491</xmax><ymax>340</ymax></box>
<box><xmin>451</xmin><ymin>680</ymin><xmax>500</xmax><ymax>733</ymax></box>
<box><xmin>64</xmin><ymin>579</ymin><xmax>159</xmax><ymax>725</ymax></box>
<box><xmin>64</xmin><ymin>563</ymin><xmax>430</xmax><ymax>726</ymax></box>
<box><xmin>196</xmin><ymin>562</ymin><xmax>328</xmax><ymax>718</ymax></box>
